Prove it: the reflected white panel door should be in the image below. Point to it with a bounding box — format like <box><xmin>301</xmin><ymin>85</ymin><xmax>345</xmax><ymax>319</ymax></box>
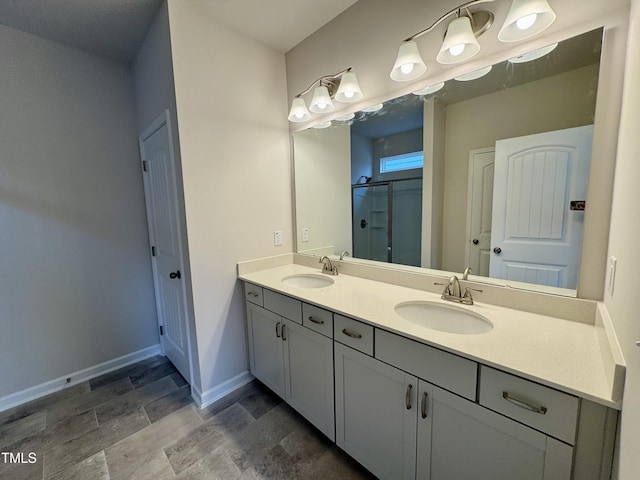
<box><xmin>490</xmin><ymin>126</ymin><xmax>593</xmax><ymax>289</ymax></box>
<box><xmin>140</xmin><ymin>111</ymin><xmax>190</xmax><ymax>381</ymax></box>
<box><xmin>466</xmin><ymin>148</ymin><xmax>495</xmax><ymax>277</ymax></box>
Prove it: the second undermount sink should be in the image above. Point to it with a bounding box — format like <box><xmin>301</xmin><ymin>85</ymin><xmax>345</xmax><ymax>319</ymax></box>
<box><xmin>394</xmin><ymin>301</ymin><xmax>493</xmax><ymax>335</ymax></box>
<box><xmin>281</xmin><ymin>274</ymin><xmax>334</xmax><ymax>289</ymax></box>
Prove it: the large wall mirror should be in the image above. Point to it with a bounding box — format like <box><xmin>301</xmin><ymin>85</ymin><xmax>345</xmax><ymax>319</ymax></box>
<box><xmin>293</xmin><ymin>28</ymin><xmax>603</xmax><ymax>297</ymax></box>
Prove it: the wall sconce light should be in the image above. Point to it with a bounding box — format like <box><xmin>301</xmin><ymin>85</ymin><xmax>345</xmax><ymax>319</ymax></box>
<box><xmin>288</xmin><ymin>68</ymin><xmax>363</xmax><ymax>122</ymax></box>
<box><xmin>390</xmin><ymin>0</ymin><xmax>556</xmax><ymax>82</ymax></box>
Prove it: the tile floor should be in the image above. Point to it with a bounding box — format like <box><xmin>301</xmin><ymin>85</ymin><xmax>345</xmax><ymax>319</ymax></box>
<box><xmin>0</xmin><ymin>356</ymin><xmax>375</xmax><ymax>479</ymax></box>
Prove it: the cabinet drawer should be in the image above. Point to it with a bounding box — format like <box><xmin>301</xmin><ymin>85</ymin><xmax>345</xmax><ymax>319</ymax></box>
<box><xmin>375</xmin><ymin>330</ymin><xmax>477</xmax><ymax>401</ymax></box>
<box><xmin>479</xmin><ymin>366</ymin><xmax>579</xmax><ymax>445</ymax></box>
<box><xmin>303</xmin><ymin>304</ymin><xmax>333</xmax><ymax>338</ymax></box>
<box><xmin>244</xmin><ymin>283</ymin><xmax>263</xmax><ymax>306</ymax></box>
<box><xmin>263</xmin><ymin>289</ymin><xmax>302</xmax><ymax>324</ymax></box>
<box><xmin>334</xmin><ymin>315</ymin><xmax>374</xmax><ymax>356</ymax></box>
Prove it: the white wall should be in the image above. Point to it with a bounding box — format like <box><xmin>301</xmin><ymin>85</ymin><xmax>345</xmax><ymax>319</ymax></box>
<box><xmin>166</xmin><ymin>0</ymin><xmax>292</xmax><ymax>400</ymax></box>
<box><xmin>294</xmin><ymin>126</ymin><xmax>352</xmax><ymax>254</ymax></box>
<box><xmin>0</xmin><ymin>25</ymin><xmax>158</xmax><ymax>398</ymax></box>
<box><xmin>605</xmin><ymin>0</ymin><xmax>640</xmax><ymax>477</ymax></box>
<box><xmin>132</xmin><ymin>1</ymin><xmax>201</xmax><ymax>391</ymax></box>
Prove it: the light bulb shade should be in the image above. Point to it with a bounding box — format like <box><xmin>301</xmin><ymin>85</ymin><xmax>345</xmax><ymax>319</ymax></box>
<box><xmin>437</xmin><ymin>16</ymin><xmax>481</xmax><ymax>64</ymax></box>
<box><xmin>390</xmin><ymin>40</ymin><xmax>427</xmax><ymax>82</ymax></box>
<box><xmin>309</xmin><ymin>85</ymin><xmax>335</xmax><ymax>113</ymax></box>
<box><xmin>498</xmin><ymin>0</ymin><xmax>557</xmax><ymax>43</ymax></box>
<box><xmin>412</xmin><ymin>82</ymin><xmax>445</xmax><ymax>96</ymax></box>
<box><xmin>288</xmin><ymin>97</ymin><xmax>311</xmax><ymax>122</ymax></box>
<box><xmin>335</xmin><ymin>71</ymin><xmax>363</xmax><ymax>103</ymax></box>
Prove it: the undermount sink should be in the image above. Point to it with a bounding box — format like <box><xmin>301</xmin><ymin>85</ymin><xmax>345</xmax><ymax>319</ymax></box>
<box><xmin>394</xmin><ymin>301</ymin><xmax>493</xmax><ymax>335</ymax></box>
<box><xmin>281</xmin><ymin>274</ymin><xmax>334</xmax><ymax>289</ymax></box>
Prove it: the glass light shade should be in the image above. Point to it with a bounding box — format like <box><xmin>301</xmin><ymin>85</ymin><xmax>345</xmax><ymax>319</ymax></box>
<box><xmin>390</xmin><ymin>40</ymin><xmax>427</xmax><ymax>82</ymax></box>
<box><xmin>508</xmin><ymin>42</ymin><xmax>558</xmax><ymax>63</ymax></box>
<box><xmin>335</xmin><ymin>112</ymin><xmax>355</xmax><ymax>121</ymax></box>
<box><xmin>361</xmin><ymin>103</ymin><xmax>383</xmax><ymax>113</ymax></box>
<box><xmin>498</xmin><ymin>0</ymin><xmax>557</xmax><ymax>43</ymax></box>
<box><xmin>437</xmin><ymin>16</ymin><xmax>481</xmax><ymax>64</ymax></box>
<box><xmin>309</xmin><ymin>85</ymin><xmax>335</xmax><ymax>113</ymax></box>
<box><xmin>288</xmin><ymin>97</ymin><xmax>311</xmax><ymax>122</ymax></box>
<box><xmin>313</xmin><ymin>121</ymin><xmax>332</xmax><ymax>129</ymax></box>
<box><xmin>412</xmin><ymin>82</ymin><xmax>445</xmax><ymax>96</ymax></box>
<box><xmin>454</xmin><ymin>65</ymin><xmax>492</xmax><ymax>81</ymax></box>
<box><xmin>335</xmin><ymin>72</ymin><xmax>363</xmax><ymax>103</ymax></box>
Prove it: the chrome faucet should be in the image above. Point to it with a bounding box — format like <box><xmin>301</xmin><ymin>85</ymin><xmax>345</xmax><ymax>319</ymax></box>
<box><xmin>340</xmin><ymin>251</ymin><xmax>351</xmax><ymax>260</ymax></box>
<box><xmin>463</xmin><ymin>267</ymin><xmax>473</xmax><ymax>281</ymax></box>
<box><xmin>319</xmin><ymin>256</ymin><xmax>338</xmax><ymax>275</ymax></box>
<box><xmin>437</xmin><ymin>275</ymin><xmax>478</xmax><ymax>305</ymax></box>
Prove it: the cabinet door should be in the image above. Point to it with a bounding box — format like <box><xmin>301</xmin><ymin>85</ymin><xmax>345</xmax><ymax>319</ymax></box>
<box><xmin>246</xmin><ymin>303</ymin><xmax>286</xmax><ymax>398</ymax></box>
<box><xmin>417</xmin><ymin>385</ymin><xmax>573</xmax><ymax>480</ymax></box>
<box><xmin>283</xmin><ymin>320</ymin><xmax>335</xmax><ymax>441</ymax></box>
<box><xmin>335</xmin><ymin>343</ymin><xmax>417</xmax><ymax>480</ymax></box>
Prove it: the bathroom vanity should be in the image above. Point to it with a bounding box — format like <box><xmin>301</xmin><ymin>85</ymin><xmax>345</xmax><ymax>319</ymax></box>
<box><xmin>238</xmin><ymin>255</ymin><xmax>623</xmax><ymax>480</ymax></box>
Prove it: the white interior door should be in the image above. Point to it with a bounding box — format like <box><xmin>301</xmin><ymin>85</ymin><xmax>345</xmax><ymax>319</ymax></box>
<box><xmin>140</xmin><ymin>111</ymin><xmax>191</xmax><ymax>382</ymax></box>
<box><xmin>466</xmin><ymin>148</ymin><xmax>495</xmax><ymax>277</ymax></box>
<box><xmin>490</xmin><ymin>125</ymin><xmax>593</xmax><ymax>289</ymax></box>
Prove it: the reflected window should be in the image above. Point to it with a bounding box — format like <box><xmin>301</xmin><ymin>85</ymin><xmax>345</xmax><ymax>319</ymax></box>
<box><xmin>380</xmin><ymin>151</ymin><xmax>424</xmax><ymax>173</ymax></box>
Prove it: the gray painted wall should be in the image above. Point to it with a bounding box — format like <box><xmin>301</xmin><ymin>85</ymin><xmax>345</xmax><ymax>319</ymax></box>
<box><xmin>0</xmin><ymin>24</ymin><xmax>158</xmax><ymax>398</ymax></box>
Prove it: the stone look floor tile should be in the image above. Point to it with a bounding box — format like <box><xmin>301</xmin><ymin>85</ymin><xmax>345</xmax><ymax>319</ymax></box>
<box><xmin>95</xmin><ymin>376</ymin><xmax>178</xmax><ymax>425</ymax></box>
<box><xmin>279</xmin><ymin>419</ymin><xmax>333</xmax><ymax>476</ymax></box>
<box><xmin>129</xmin><ymin>362</ymin><xmax>178</xmax><ymax>389</ymax></box>
<box><xmin>144</xmin><ymin>384</ymin><xmax>193</xmax><ymax>423</ymax></box>
<box><xmin>107</xmin><ymin>449</ymin><xmax>175</xmax><ymax>480</ymax></box>
<box><xmin>89</xmin><ymin>355</ymin><xmax>169</xmax><ymax>391</ymax></box>
<box><xmin>196</xmin><ymin>381</ymin><xmax>261</xmax><ymax>421</ymax></box>
<box><xmin>238</xmin><ymin>383</ymin><xmax>283</xmax><ymax>420</ymax></box>
<box><xmin>164</xmin><ymin>402</ymin><xmax>255</xmax><ymax>475</ymax></box>
<box><xmin>0</xmin><ymin>411</ymin><xmax>46</xmax><ymax>449</ymax></box>
<box><xmin>48</xmin><ymin>450</ymin><xmax>109</xmax><ymax>480</ymax></box>
<box><xmin>176</xmin><ymin>443</ymin><xmax>243</xmax><ymax>480</ymax></box>
<box><xmin>0</xmin><ymin>455</ymin><xmax>43</xmax><ymax>480</ymax></box>
<box><xmin>171</xmin><ymin>372</ymin><xmax>189</xmax><ymax>388</ymax></box>
<box><xmin>44</xmin><ymin>407</ymin><xmax>150</xmax><ymax>478</ymax></box>
<box><xmin>241</xmin><ymin>444</ymin><xmax>298</xmax><ymax>480</ymax></box>
<box><xmin>104</xmin><ymin>404</ymin><xmax>202</xmax><ymax>480</ymax></box>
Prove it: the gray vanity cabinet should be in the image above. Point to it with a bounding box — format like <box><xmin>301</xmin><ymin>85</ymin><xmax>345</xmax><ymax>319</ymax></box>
<box><xmin>334</xmin><ymin>342</ymin><xmax>418</xmax><ymax>480</ymax></box>
<box><xmin>245</xmin><ymin>298</ymin><xmax>335</xmax><ymax>441</ymax></box>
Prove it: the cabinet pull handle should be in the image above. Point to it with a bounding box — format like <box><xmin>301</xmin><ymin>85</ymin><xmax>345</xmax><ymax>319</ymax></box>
<box><xmin>406</xmin><ymin>384</ymin><xmax>413</xmax><ymax>410</ymax></box>
<box><xmin>275</xmin><ymin>322</ymin><xmax>281</xmax><ymax>338</ymax></box>
<box><xmin>308</xmin><ymin>316</ymin><xmax>325</xmax><ymax>325</ymax></box>
<box><xmin>502</xmin><ymin>391</ymin><xmax>547</xmax><ymax>415</ymax></box>
<box><xmin>282</xmin><ymin>324</ymin><xmax>287</xmax><ymax>341</ymax></box>
<box><xmin>342</xmin><ymin>328</ymin><xmax>362</xmax><ymax>339</ymax></box>
<box><xmin>248</xmin><ymin>291</ymin><xmax>259</xmax><ymax>298</ymax></box>
<box><xmin>421</xmin><ymin>391</ymin><xmax>428</xmax><ymax>419</ymax></box>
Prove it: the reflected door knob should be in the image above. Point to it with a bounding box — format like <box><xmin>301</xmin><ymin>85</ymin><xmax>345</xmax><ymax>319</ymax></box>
<box><xmin>360</xmin><ymin>219</ymin><xmax>368</xmax><ymax>229</ymax></box>
<box><xmin>169</xmin><ymin>270</ymin><xmax>181</xmax><ymax>279</ymax></box>
<box><xmin>493</xmin><ymin>247</ymin><xmax>502</xmax><ymax>255</ymax></box>
<box><xmin>472</xmin><ymin>239</ymin><xmax>479</xmax><ymax>245</ymax></box>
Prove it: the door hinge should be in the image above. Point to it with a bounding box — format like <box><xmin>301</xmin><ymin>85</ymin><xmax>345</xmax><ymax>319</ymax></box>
<box><xmin>151</xmin><ymin>246</ymin><xmax>156</xmax><ymax>257</ymax></box>
<box><xmin>159</xmin><ymin>325</ymin><xmax>164</xmax><ymax>336</ymax></box>
<box><xmin>142</xmin><ymin>160</ymin><xmax>149</xmax><ymax>172</ymax></box>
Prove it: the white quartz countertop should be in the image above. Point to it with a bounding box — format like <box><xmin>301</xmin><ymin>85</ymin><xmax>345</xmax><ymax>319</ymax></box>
<box><xmin>239</xmin><ymin>263</ymin><xmax>623</xmax><ymax>409</ymax></box>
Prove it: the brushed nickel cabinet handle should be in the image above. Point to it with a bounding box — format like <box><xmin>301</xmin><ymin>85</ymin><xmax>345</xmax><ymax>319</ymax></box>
<box><xmin>342</xmin><ymin>328</ymin><xmax>362</xmax><ymax>339</ymax></box>
<box><xmin>421</xmin><ymin>391</ymin><xmax>428</xmax><ymax>419</ymax></box>
<box><xmin>282</xmin><ymin>324</ymin><xmax>287</xmax><ymax>341</ymax></box>
<box><xmin>275</xmin><ymin>322</ymin><xmax>281</xmax><ymax>338</ymax></box>
<box><xmin>502</xmin><ymin>391</ymin><xmax>547</xmax><ymax>415</ymax></box>
<box><xmin>248</xmin><ymin>291</ymin><xmax>259</xmax><ymax>298</ymax></box>
<box><xmin>308</xmin><ymin>316</ymin><xmax>325</xmax><ymax>325</ymax></box>
<box><xmin>406</xmin><ymin>384</ymin><xmax>413</xmax><ymax>410</ymax></box>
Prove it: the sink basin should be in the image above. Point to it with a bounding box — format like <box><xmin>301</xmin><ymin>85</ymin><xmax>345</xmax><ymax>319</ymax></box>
<box><xmin>394</xmin><ymin>301</ymin><xmax>493</xmax><ymax>335</ymax></box>
<box><xmin>281</xmin><ymin>274</ymin><xmax>334</xmax><ymax>289</ymax></box>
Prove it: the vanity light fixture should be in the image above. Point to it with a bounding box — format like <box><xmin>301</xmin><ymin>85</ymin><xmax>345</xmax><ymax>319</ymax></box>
<box><xmin>360</xmin><ymin>103</ymin><xmax>384</xmax><ymax>113</ymax></box>
<box><xmin>412</xmin><ymin>82</ymin><xmax>446</xmax><ymax>96</ymax></box>
<box><xmin>288</xmin><ymin>68</ymin><xmax>363</xmax><ymax>123</ymax></box>
<box><xmin>335</xmin><ymin>112</ymin><xmax>356</xmax><ymax>121</ymax></box>
<box><xmin>454</xmin><ymin>65</ymin><xmax>492</xmax><ymax>81</ymax></box>
<box><xmin>313</xmin><ymin>121</ymin><xmax>332</xmax><ymax>129</ymax></box>
<box><xmin>390</xmin><ymin>0</ymin><xmax>557</xmax><ymax>82</ymax></box>
<box><xmin>508</xmin><ymin>42</ymin><xmax>558</xmax><ymax>63</ymax></box>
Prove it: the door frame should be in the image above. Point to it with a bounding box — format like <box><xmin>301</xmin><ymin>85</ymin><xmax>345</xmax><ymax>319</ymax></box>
<box><xmin>139</xmin><ymin>109</ymin><xmax>194</xmax><ymax>387</ymax></box>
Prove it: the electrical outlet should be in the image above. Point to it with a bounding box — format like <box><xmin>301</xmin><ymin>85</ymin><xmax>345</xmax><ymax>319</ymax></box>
<box><xmin>301</xmin><ymin>228</ymin><xmax>309</xmax><ymax>242</ymax></box>
<box><xmin>274</xmin><ymin>230</ymin><xmax>283</xmax><ymax>246</ymax></box>
<box><xmin>608</xmin><ymin>256</ymin><xmax>617</xmax><ymax>295</ymax></box>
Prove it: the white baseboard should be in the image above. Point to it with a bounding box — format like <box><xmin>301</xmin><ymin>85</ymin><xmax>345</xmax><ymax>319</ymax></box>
<box><xmin>0</xmin><ymin>344</ymin><xmax>162</xmax><ymax>413</ymax></box>
<box><xmin>192</xmin><ymin>370</ymin><xmax>254</xmax><ymax>409</ymax></box>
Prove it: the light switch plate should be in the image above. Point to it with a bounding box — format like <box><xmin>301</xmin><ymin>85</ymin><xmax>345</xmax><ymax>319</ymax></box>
<box><xmin>274</xmin><ymin>230</ymin><xmax>283</xmax><ymax>246</ymax></box>
<box><xmin>608</xmin><ymin>256</ymin><xmax>617</xmax><ymax>295</ymax></box>
<box><xmin>301</xmin><ymin>228</ymin><xmax>309</xmax><ymax>242</ymax></box>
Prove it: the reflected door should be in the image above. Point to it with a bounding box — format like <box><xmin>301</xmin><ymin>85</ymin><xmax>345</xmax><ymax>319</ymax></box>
<box><xmin>490</xmin><ymin>125</ymin><xmax>593</xmax><ymax>288</ymax></box>
<box><xmin>392</xmin><ymin>179</ymin><xmax>422</xmax><ymax>267</ymax></box>
<box><xmin>353</xmin><ymin>184</ymin><xmax>390</xmax><ymax>262</ymax></box>
<box><xmin>466</xmin><ymin>148</ymin><xmax>495</xmax><ymax>277</ymax></box>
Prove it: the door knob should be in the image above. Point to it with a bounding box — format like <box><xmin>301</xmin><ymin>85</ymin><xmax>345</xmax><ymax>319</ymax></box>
<box><xmin>472</xmin><ymin>239</ymin><xmax>479</xmax><ymax>245</ymax></box>
<box><xmin>493</xmin><ymin>247</ymin><xmax>502</xmax><ymax>255</ymax></box>
<box><xmin>169</xmin><ymin>270</ymin><xmax>181</xmax><ymax>279</ymax></box>
<box><xmin>360</xmin><ymin>219</ymin><xmax>368</xmax><ymax>229</ymax></box>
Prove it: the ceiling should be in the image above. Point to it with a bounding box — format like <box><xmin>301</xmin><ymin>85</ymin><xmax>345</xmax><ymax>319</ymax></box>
<box><xmin>0</xmin><ymin>0</ymin><xmax>358</xmax><ymax>64</ymax></box>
